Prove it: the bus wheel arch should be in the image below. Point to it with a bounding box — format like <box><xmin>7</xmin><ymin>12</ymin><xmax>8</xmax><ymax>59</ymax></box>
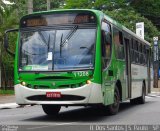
<box><xmin>141</xmin><ymin>80</ymin><xmax>146</xmax><ymax>103</ymax></box>
<box><xmin>138</xmin><ymin>80</ymin><xmax>146</xmax><ymax>104</ymax></box>
<box><xmin>143</xmin><ymin>80</ymin><xmax>146</xmax><ymax>95</ymax></box>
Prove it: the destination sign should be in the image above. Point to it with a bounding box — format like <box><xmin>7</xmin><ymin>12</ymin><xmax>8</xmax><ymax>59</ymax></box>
<box><xmin>20</xmin><ymin>12</ymin><xmax>96</xmax><ymax>27</ymax></box>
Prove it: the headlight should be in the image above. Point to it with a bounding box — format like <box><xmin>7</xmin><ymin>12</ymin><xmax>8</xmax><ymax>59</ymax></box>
<box><xmin>86</xmin><ymin>80</ymin><xmax>91</xmax><ymax>84</ymax></box>
<box><xmin>21</xmin><ymin>81</ymin><xmax>26</xmax><ymax>86</ymax></box>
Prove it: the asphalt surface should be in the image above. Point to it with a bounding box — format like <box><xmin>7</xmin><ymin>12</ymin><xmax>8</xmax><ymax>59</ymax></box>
<box><xmin>0</xmin><ymin>94</ymin><xmax>160</xmax><ymax>131</ymax></box>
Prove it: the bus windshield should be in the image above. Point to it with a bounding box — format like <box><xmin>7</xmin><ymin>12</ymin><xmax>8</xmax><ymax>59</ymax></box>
<box><xmin>19</xmin><ymin>26</ymin><xmax>96</xmax><ymax>71</ymax></box>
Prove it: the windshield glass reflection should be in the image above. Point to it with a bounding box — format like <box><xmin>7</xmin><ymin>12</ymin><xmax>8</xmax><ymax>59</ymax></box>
<box><xmin>19</xmin><ymin>27</ymin><xmax>96</xmax><ymax>71</ymax></box>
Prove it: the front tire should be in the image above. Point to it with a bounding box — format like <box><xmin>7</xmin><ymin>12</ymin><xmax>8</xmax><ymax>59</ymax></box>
<box><xmin>42</xmin><ymin>104</ymin><xmax>61</xmax><ymax>116</ymax></box>
<box><xmin>107</xmin><ymin>87</ymin><xmax>120</xmax><ymax>115</ymax></box>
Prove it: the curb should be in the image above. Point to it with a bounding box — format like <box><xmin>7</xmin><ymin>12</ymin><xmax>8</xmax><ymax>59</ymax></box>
<box><xmin>150</xmin><ymin>92</ymin><xmax>160</xmax><ymax>95</ymax></box>
<box><xmin>0</xmin><ymin>103</ymin><xmax>20</xmax><ymax>109</ymax></box>
<box><xmin>148</xmin><ymin>92</ymin><xmax>160</xmax><ymax>97</ymax></box>
<box><xmin>0</xmin><ymin>103</ymin><xmax>33</xmax><ymax>109</ymax></box>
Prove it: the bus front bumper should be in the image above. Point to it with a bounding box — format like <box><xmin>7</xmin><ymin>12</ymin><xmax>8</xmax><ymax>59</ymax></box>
<box><xmin>14</xmin><ymin>83</ymin><xmax>103</xmax><ymax>105</ymax></box>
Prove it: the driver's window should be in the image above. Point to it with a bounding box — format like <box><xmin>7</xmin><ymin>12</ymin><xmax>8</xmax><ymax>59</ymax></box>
<box><xmin>101</xmin><ymin>20</ymin><xmax>112</xmax><ymax>68</ymax></box>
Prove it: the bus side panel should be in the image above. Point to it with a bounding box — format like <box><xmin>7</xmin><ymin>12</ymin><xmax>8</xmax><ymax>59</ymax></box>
<box><xmin>131</xmin><ymin>64</ymin><xmax>147</xmax><ymax>98</ymax></box>
<box><xmin>102</xmin><ymin>55</ymin><xmax>126</xmax><ymax>105</ymax></box>
<box><xmin>102</xmin><ymin>65</ymin><xmax>114</xmax><ymax>106</ymax></box>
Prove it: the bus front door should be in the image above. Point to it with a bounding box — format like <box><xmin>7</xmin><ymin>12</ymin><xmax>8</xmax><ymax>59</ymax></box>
<box><xmin>124</xmin><ymin>38</ymin><xmax>131</xmax><ymax>99</ymax></box>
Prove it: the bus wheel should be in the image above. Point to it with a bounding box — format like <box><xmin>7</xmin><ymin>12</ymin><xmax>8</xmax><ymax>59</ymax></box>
<box><xmin>130</xmin><ymin>83</ymin><xmax>146</xmax><ymax>104</ymax></box>
<box><xmin>42</xmin><ymin>104</ymin><xmax>61</xmax><ymax>116</ymax></box>
<box><xmin>137</xmin><ymin>83</ymin><xmax>146</xmax><ymax>104</ymax></box>
<box><xmin>107</xmin><ymin>87</ymin><xmax>120</xmax><ymax>115</ymax></box>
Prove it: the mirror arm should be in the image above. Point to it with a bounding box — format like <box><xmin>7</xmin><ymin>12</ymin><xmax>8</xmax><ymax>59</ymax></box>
<box><xmin>5</xmin><ymin>28</ymin><xmax>19</xmax><ymax>34</ymax></box>
<box><xmin>5</xmin><ymin>48</ymin><xmax>15</xmax><ymax>57</ymax></box>
<box><xmin>4</xmin><ymin>28</ymin><xmax>18</xmax><ymax>57</ymax></box>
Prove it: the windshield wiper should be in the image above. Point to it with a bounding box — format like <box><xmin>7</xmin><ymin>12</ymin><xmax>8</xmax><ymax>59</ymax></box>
<box><xmin>60</xmin><ymin>33</ymin><xmax>63</xmax><ymax>57</ymax></box>
<box><xmin>59</xmin><ymin>25</ymin><xmax>78</xmax><ymax>57</ymax></box>
<box><xmin>60</xmin><ymin>25</ymin><xmax>78</xmax><ymax>47</ymax></box>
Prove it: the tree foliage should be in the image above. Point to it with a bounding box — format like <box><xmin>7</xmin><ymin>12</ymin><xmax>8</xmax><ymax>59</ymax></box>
<box><xmin>130</xmin><ymin>0</ymin><xmax>160</xmax><ymax>30</ymax></box>
<box><xmin>65</xmin><ymin>0</ymin><xmax>160</xmax><ymax>44</ymax></box>
<box><xmin>130</xmin><ymin>0</ymin><xmax>160</xmax><ymax>17</ymax></box>
<box><xmin>65</xmin><ymin>0</ymin><xmax>128</xmax><ymax>10</ymax></box>
<box><xmin>105</xmin><ymin>9</ymin><xmax>159</xmax><ymax>43</ymax></box>
<box><xmin>34</xmin><ymin>0</ymin><xmax>65</xmax><ymax>12</ymax></box>
<box><xmin>0</xmin><ymin>0</ymin><xmax>66</xmax><ymax>73</ymax></box>
<box><xmin>0</xmin><ymin>1</ymin><xmax>18</xmax><ymax>69</ymax></box>
<box><xmin>0</xmin><ymin>0</ymin><xmax>160</xmax><ymax>76</ymax></box>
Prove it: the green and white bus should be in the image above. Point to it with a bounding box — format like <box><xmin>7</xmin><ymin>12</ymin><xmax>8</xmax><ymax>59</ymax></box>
<box><xmin>4</xmin><ymin>9</ymin><xmax>151</xmax><ymax>116</ymax></box>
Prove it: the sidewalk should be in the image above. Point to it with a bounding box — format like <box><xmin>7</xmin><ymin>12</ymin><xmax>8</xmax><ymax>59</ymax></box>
<box><xmin>0</xmin><ymin>95</ymin><xmax>20</xmax><ymax>109</ymax></box>
<box><xmin>151</xmin><ymin>80</ymin><xmax>160</xmax><ymax>94</ymax></box>
<box><xmin>151</xmin><ymin>87</ymin><xmax>160</xmax><ymax>93</ymax></box>
<box><xmin>0</xmin><ymin>95</ymin><xmax>16</xmax><ymax>104</ymax></box>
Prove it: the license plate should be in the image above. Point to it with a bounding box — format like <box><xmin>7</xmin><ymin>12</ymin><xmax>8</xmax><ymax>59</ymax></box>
<box><xmin>46</xmin><ymin>92</ymin><xmax>61</xmax><ymax>98</ymax></box>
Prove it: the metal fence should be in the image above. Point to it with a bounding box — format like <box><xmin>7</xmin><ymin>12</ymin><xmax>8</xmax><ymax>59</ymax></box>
<box><xmin>0</xmin><ymin>42</ymin><xmax>14</xmax><ymax>90</ymax></box>
<box><xmin>1</xmin><ymin>66</ymin><xmax>14</xmax><ymax>90</ymax></box>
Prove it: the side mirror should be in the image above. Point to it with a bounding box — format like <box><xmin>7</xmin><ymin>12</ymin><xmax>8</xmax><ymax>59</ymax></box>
<box><xmin>4</xmin><ymin>33</ymin><xmax>8</xmax><ymax>49</ymax></box>
<box><xmin>4</xmin><ymin>28</ymin><xmax>19</xmax><ymax>57</ymax></box>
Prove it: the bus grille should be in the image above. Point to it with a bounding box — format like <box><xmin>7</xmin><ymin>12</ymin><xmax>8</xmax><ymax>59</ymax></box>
<box><xmin>27</xmin><ymin>95</ymin><xmax>85</xmax><ymax>101</ymax></box>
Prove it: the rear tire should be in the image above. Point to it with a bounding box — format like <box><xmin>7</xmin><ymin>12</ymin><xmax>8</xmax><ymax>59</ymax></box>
<box><xmin>130</xmin><ymin>83</ymin><xmax>146</xmax><ymax>104</ymax></box>
<box><xmin>137</xmin><ymin>83</ymin><xmax>146</xmax><ymax>104</ymax></box>
<box><xmin>42</xmin><ymin>104</ymin><xmax>61</xmax><ymax>116</ymax></box>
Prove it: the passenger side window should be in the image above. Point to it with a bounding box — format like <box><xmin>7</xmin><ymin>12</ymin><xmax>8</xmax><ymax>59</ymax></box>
<box><xmin>135</xmin><ymin>40</ymin><xmax>139</xmax><ymax>63</ymax></box>
<box><xmin>101</xmin><ymin>20</ymin><xmax>112</xmax><ymax>68</ymax></box>
<box><xmin>131</xmin><ymin>38</ymin><xmax>147</xmax><ymax>66</ymax></box>
<box><xmin>113</xmin><ymin>28</ymin><xmax>124</xmax><ymax>60</ymax></box>
<box><xmin>131</xmin><ymin>39</ymin><xmax>135</xmax><ymax>63</ymax></box>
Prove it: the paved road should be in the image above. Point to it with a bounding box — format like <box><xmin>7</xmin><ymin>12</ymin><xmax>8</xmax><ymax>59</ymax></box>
<box><xmin>0</xmin><ymin>95</ymin><xmax>160</xmax><ymax>131</ymax></box>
